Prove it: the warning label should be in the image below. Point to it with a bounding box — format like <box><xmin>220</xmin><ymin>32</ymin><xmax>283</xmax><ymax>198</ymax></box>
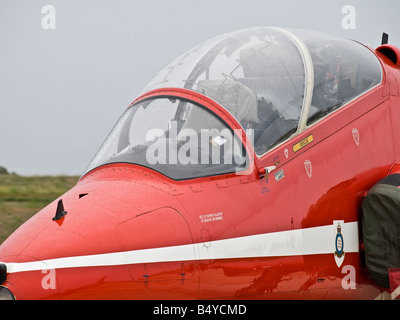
<box><xmin>199</xmin><ymin>212</ymin><xmax>223</xmax><ymax>223</ymax></box>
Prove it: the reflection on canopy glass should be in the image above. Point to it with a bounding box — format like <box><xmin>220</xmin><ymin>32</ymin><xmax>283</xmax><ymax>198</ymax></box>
<box><xmin>144</xmin><ymin>27</ymin><xmax>382</xmax><ymax>155</ymax></box>
<box><xmin>85</xmin><ymin>27</ymin><xmax>383</xmax><ymax>180</ymax></box>
<box><xmin>143</xmin><ymin>27</ymin><xmax>306</xmax><ymax>155</ymax></box>
<box><xmin>291</xmin><ymin>29</ymin><xmax>382</xmax><ymax>125</ymax></box>
<box><xmin>84</xmin><ymin>97</ymin><xmax>248</xmax><ymax>180</ymax></box>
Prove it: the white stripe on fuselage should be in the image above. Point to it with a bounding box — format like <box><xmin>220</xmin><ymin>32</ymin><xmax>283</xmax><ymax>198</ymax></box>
<box><xmin>3</xmin><ymin>222</ymin><xmax>359</xmax><ymax>274</ymax></box>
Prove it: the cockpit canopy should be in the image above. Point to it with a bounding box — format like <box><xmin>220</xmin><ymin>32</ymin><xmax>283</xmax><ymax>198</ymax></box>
<box><xmin>142</xmin><ymin>27</ymin><xmax>382</xmax><ymax>155</ymax></box>
<box><xmin>83</xmin><ymin>27</ymin><xmax>382</xmax><ymax>180</ymax></box>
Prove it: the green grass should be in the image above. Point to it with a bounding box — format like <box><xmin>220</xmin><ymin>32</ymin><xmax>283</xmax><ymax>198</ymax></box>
<box><xmin>0</xmin><ymin>174</ymin><xmax>79</xmax><ymax>244</ymax></box>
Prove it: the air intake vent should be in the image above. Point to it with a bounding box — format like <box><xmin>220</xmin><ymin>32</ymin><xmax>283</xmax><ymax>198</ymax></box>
<box><xmin>377</xmin><ymin>44</ymin><xmax>400</xmax><ymax>68</ymax></box>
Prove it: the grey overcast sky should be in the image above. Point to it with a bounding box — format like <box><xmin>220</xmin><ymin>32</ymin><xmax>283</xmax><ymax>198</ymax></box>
<box><xmin>1</xmin><ymin>0</ymin><xmax>399</xmax><ymax>175</ymax></box>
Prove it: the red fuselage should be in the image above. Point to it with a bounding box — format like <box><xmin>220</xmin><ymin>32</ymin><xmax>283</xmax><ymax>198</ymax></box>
<box><xmin>1</xmin><ymin>28</ymin><xmax>400</xmax><ymax>300</ymax></box>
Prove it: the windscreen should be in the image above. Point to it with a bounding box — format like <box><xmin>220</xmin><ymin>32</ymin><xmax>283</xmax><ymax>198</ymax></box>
<box><xmin>83</xmin><ymin>97</ymin><xmax>248</xmax><ymax>180</ymax></box>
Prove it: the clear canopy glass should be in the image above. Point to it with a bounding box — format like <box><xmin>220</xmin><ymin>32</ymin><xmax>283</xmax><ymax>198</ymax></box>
<box><xmin>142</xmin><ymin>27</ymin><xmax>382</xmax><ymax>155</ymax></box>
<box><xmin>84</xmin><ymin>97</ymin><xmax>248</xmax><ymax>180</ymax></box>
<box><xmin>290</xmin><ymin>29</ymin><xmax>382</xmax><ymax>125</ymax></box>
<box><xmin>143</xmin><ymin>27</ymin><xmax>307</xmax><ymax>155</ymax></box>
<box><xmin>84</xmin><ymin>27</ymin><xmax>383</xmax><ymax>179</ymax></box>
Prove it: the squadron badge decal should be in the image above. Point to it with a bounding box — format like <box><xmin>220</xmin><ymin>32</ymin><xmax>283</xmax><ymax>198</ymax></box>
<box><xmin>334</xmin><ymin>220</ymin><xmax>345</xmax><ymax>267</ymax></box>
<box><xmin>352</xmin><ymin>128</ymin><xmax>360</xmax><ymax>146</ymax></box>
<box><xmin>304</xmin><ymin>160</ymin><xmax>312</xmax><ymax>178</ymax></box>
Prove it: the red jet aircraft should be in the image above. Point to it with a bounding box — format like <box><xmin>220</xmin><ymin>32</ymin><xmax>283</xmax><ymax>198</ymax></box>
<box><xmin>1</xmin><ymin>27</ymin><xmax>400</xmax><ymax>300</ymax></box>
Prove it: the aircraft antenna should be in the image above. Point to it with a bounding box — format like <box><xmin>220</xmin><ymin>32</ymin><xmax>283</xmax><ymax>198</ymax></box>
<box><xmin>382</xmin><ymin>33</ymin><xmax>389</xmax><ymax>45</ymax></box>
<box><xmin>53</xmin><ymin>199</ymin><xmax>68</xmax><ymax>221</ymax></box>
